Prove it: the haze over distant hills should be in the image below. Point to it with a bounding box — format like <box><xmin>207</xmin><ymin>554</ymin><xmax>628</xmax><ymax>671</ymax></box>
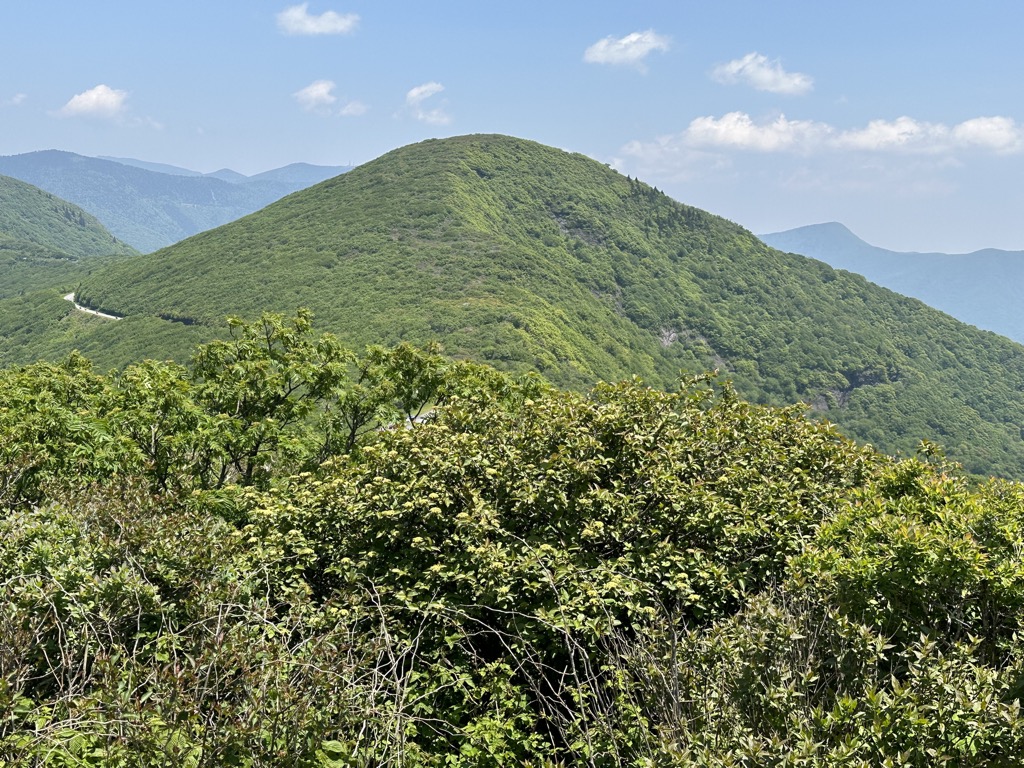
<box><xmin>16</xmin><ymin>132</ymin><xmax>1019</xmax><ymax>479</ymax></box>
<box><xmin>98</xmin><ymin>155</ymin><xmax>345</xmax><ymax>187</ymax></box>
<box><xmin>761</xmin><ymin>222</ymin><xmax>1024</xmax><ymax>344</ymax></box>
<box><xmin>0</xmin><ymin>151</ymin><xmax>350</xmax><ymax>252</ymax></box>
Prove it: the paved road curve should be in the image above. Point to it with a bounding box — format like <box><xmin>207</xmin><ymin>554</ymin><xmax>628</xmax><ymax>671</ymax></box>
<box><xmin>63</xmin><ymin>293</ymin><xmax>122</xmax><ymax>321</ymax></box>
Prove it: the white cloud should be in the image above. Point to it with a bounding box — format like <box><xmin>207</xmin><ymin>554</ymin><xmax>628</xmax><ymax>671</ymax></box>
<box><xmin>834</xmin><ymin>117</ymin><xmax>950</xmax><ymax>152</ymax></box>
<box><xmin>339</xmin><ymin>100</ymin><xmax>368</xmax><ymax>117</ymax></box>
<box><xmin>405</xmin><ymin>81</ymin><xmax>450</xmax><ymax>125</ymax></box>
<box><xmin>952</xmin><ymin>116</ymin><xmax>1022</xmax><ymax>153</ymax></box>
<box><xmin>277</xmin><ymin>3</ymin><xmax>358</xmax><ymax>35</ymax></box>
<box><xmin>294</xmin><ymin>79</ymin><xmax>337</xmax><ymax>111</ymax></box>
<box><xmin>617</xmin><ymin>112</ymin><xmax>1024</xmax><ymax>184</ymax></box>
<box><xmin>412</xmin><ymin>107</ymin><xmax>451</xmax><ymax>126</ymax></box>
<box><xmin>58</xmin><ymin>84</ymin><xmax>128</xmax><ymax>118</ymax></box>
<box><xmin>685</xmin><ymin>111</ymin><xmax>831</xmax><ymax>152</ymax></box>
<box><xmin>406</xmin><ymin>82</ymin><xmax>444</xmax><ymax>106</ymax></box>
<box><xmin>832</xmin><ymin>116</ymin><xmax>1023</xmax><ymax>154</ymax></box>
<box><xmin>583</xmin><ymin>30</ymin><xmax>670</xmax><ymax>71</ymax></box>
<box><xmin>711</xmin><ymin>52</ymin><xmax>813</xmax><ymax>95</ymax></box>
<box><xmin>294</xmin><ymin>81</ymin><xmax>368</xmax><ymax>117</ymax></box>
<box><xmin>834</xmin><ymin>116</ymin><xmax>1024</xmax><ymax>154</ymax></box>
<box><xmin>3</xmin><ymin>93</ymin><xmax>27</xmax><ymax>107</ymax></box>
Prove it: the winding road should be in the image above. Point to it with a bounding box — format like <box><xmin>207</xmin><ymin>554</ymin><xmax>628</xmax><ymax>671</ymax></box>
<box><xmin>63</xmin><ymin>293</ymin><xmax>123</xmax><ymax>321</ymax></box>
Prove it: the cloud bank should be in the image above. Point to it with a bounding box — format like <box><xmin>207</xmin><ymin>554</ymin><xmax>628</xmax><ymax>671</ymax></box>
<box><xmin>686</xmin><ymin>112</ymin><xmax>829</xmax><ymax>152</ymax></box>
<box><xmin>277</xmin><ymin>4</ymin><xmax>358</xmax><ymax>35</ymax></box>
<box><xmin>625</xmin><ymin>112</ymin><xmax>1024</xmax><ymax>160</ymax></box>
<box><xmin>615</xmin><ymin>113</ymin><xmax>1024</xmax><ymax>194</ymax></box>
<box><xmin>711</xmin><ymin>52</ymin><xmax>813</xmax><ymax>95</ymax></box>
<box><xmin>584</xmin><ymin>30</ymin><xmax>669</xmax><ymax>70</ymax></box>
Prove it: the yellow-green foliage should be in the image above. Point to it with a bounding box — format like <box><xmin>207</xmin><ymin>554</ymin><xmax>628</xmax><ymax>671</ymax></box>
<box><xmin>1</xmin><ymin>313</ymin><xmax>1024</xmax><ymax>765</ymax></box>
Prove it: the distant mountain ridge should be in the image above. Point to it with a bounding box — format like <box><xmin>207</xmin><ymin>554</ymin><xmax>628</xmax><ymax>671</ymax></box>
<box><xmin>96</xmin><ymin>157</ymin><xmax>203</xmax><ymax>177</ymax></box>
<box><xmin>0</xmin><ymin>151</ymin><xmax>350</xmax><ymax>252</ymax></box>
<box><xmin>98</xmin><ymin>156</ymin><xmax>346</xmax><ymax>187</ymax></box>
<box><xmin>760</xmin><ymin>222</ymin><xmax>1024</xmax><ymax>343</ymax></box>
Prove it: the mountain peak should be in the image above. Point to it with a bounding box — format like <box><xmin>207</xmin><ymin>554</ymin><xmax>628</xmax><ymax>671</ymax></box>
<box><xmin>760</xmin><ymin>221</ymin><xmax>872</xmax><ymax>256</ymax></box>
<box><xmin>63</xmin><ymin>134</ymin><xmax>1024</xmax><ymax>477</ymax></box>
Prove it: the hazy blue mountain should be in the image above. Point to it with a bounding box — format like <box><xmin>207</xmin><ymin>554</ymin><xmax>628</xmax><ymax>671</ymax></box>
<box><xmin>101</xmin><ymin>156</ymin><xmax>347</xmax><ymax>186</ymax></box>
<box><xmin>97</xmin><ymin>156</ymin><xmax>204</xmax><ymax>177</ymax></box>
<box><xmin>0</xmin><ymin>151</ymin><xmax>350</xmax><ymax>252</ymax></box>
<box><xmin>760</xmin><ymin>222</ymin><xmax>1024</xmax><ymax>343</ymax></box>
<box><xmin>248</xmin><ymin>162</ymin><xmax>347</xmax><ymax>186</ymax></box>
<box><xmin>204</xmin><ymin>168</ymin><xmax>250</xmax><ymax>184</ymax></box>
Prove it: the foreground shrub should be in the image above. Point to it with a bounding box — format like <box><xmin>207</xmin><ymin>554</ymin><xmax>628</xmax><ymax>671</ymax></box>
<box><xmin>1</xmin><ymin>315</ymin><xmax>1023</xmax><ymax>765</ymax></box>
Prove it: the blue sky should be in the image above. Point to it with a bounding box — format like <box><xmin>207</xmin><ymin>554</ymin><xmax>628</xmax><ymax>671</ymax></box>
<box><xmin>3</xmin><ymin>1</ymin><xmax>1024</xmax><ymax>252</ymax></box>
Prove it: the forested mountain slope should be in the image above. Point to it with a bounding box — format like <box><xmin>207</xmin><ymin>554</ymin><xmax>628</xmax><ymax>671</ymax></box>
<box><xmin>0</xmin><ymin>174</ymin><xmax>134</xmax><ymax>259</ymax></box>
<box><xmin>762</xmin><ymin>221</ymin><xmax>1024</xmax><ymax>344</ymax></box>
<box><xmin>0</xmin><ymin>174</ymin><xmax>136</xmax><ymax>300</ymax></box>
<box><xmin>31</xmin><ymin>133</ymin><xmax>1024</xmax><ymax>478</ymax></box>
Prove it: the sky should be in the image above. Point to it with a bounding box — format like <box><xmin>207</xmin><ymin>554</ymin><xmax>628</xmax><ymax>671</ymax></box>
<box><xmin>3</xmin><ymin>1</ymin><xmax>1024</xmax><ymax>252</ymax></box>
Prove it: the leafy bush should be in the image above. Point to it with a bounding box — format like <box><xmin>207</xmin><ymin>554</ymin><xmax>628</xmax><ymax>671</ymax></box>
<box><xmin>1</xmin><ymin>312</ymin><xmax>1023</xmax><ymax>765</ymax></box>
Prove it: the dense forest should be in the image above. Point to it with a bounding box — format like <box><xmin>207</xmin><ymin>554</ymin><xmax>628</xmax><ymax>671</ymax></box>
<box><xmin>2</xmin><ymin>311</ymin><xmax>1023</xmax><ymax>766</ymax></box>
<box><xmin>0</xmin><ymin>173</ymin><xmax>134</xmax><ymax>261</ymax></box>
<box><xmin>44</xmin><ymin>133</ymin><xmax>1024</xmax><ymax>479</ymax></box>
<box><xmin>0</xmin><ymin>174</ymin><xmax>136</xmax><ymax>301</ymax></box>
<box><xmin>5</xmin><ymin>135</ymin><xmax>1024</xmax><ymax>763</ymax></box>
<box><xmin>9</xmin><ymin>136</ymin><xmax>1024</xmax><ymax>477</ymax></box>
